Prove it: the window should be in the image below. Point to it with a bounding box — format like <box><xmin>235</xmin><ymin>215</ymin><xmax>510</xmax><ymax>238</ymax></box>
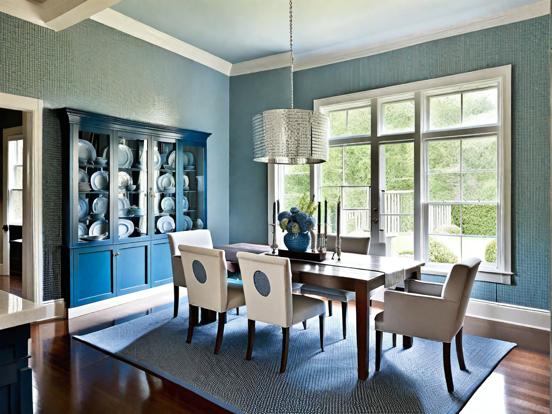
<box><xmin>320</xmin><ymin>145</ymin><xmax>371</xmax><ymax>235</ymax></box>
<box><xmin>8</xmin><ymin>139</ymin><xmax>24</xmax><ymax>225</ymax></box>
<box><xmin>272</xmin><ymin>66</ymin><xmax>511</xmax><ymax>281</ymax></box>
<box><xmin>278</xmin><ymin>164</ymin><xmax>310</xmax><ymax>212</ymax></box>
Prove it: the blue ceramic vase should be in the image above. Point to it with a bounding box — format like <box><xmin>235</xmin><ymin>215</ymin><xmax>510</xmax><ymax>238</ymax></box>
<box><xmin>284</xmin><ymin>232</ymin><xmax>310</xmax><ymax>253</ymax></box>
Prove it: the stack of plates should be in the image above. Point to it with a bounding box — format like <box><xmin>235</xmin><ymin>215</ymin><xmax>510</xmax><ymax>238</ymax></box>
<box><xmin>78</xmin><ymin>140</ymin><xmax>97</xmax><ymax>165</ymax></box>
<box><xmin>118</xmin><ymin>219</ymin><xmax>135</xmax><ymax>239</ymax></box>
<box><xmin>157</xmin><ymin>216</ymin><xmax>175</xmax><ymax>233</ymax></box>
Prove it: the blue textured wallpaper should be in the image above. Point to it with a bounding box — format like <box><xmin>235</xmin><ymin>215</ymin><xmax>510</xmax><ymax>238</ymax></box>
<box><xmin>229</xmin><ymin>17</ymin><xmax>550</xmax><ymax>309</ymax></box>
<box><xmin>0</xmin><ymin>12</ymin><xmax>229</xmax><ymax>300</ymax></box>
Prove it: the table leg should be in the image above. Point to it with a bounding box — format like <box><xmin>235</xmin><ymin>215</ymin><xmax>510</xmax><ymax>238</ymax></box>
<box><xmin>355</xmin><ymin>280</ymin><xmax>370</xmax><ymax>380</ymax></box>
<box><xmin>200</xmin><ymin>308</ymin><xmax>217</xmax><ymax>325</ymax></box>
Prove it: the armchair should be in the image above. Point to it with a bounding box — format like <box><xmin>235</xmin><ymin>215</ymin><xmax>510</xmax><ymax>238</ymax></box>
<box><xmin>375</xmin><ymin>257</ymin><xmax>481</xmax><ymax>392</ymax></box>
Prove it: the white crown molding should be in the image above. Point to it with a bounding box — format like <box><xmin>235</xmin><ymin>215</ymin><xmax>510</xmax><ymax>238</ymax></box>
<box><xmin>230</xmin><ymin>52</ymin><xmax>290</xmax><ymax>76</ymax></box>
<box><xmin>90</xmin><ymin>9</ymin><xmax>232</xmax><ymax>76</ymax></box>
<box><xmin>230</xmin><ymin>0</ymin><xmax>550</xmax><ymax>75</ymax></box>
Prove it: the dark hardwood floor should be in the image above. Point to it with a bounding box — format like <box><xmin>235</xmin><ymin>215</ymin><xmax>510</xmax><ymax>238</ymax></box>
<box><xmin>30</xmin><ymin>291</ymin><xmax>550</xmax><ymax>413</ymax></box>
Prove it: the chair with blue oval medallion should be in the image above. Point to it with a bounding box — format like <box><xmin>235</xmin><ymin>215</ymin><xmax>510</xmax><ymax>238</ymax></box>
<box><xmin>178</xmin><ymin>245</ymin><xmax>246</xmax><ymax>354</ymax></box>
<box><xmin>300</xmin><ymin>235</ymin><xmax>370</xmax><ymax>339</ymax></box>
<box><xmin>237</xmin><ymin>252</ymin><xmax>326</xmax><ymax>373</ymax></box>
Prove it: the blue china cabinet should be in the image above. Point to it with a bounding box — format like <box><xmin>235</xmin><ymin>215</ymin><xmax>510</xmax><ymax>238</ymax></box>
<box><xmin>60</xmin><ymin>109</ymin><xmax>209</xmax><ymax>308</ymax></box>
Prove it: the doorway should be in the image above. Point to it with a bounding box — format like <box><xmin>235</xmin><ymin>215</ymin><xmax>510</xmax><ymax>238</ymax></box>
<box><xmin>0</xmin><ymin>109</ymin><xmax>23</xmax><ymax>296</ymax></box>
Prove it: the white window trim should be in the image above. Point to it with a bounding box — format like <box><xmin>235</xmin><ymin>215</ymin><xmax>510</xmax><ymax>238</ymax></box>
<box><xmin>269</xmin><ymin>65</ymin><xmax>511</xmax><ymax>284</ymax></box>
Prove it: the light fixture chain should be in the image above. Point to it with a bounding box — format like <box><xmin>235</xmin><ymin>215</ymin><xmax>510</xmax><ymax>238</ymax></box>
<box><xmin>289</xmin><ymin>0</ymin><xmax>294</xmax><ymax>109</ymax></box>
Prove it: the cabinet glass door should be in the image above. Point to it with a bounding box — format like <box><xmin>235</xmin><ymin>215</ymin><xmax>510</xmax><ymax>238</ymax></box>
<box><xmin>182</xmin><ymin>145</ymin><xmax>206</xmax><ymax>231</ymax></box>
<box><xmin>116</xmin><ymin>134</ymin><xmax>149</xmax><ymax>240</ymax></box>
<box><xmin>77</xmin><ymin>130</ymin><xmax>111</xmax><ymax>243</ymax></box>
<box><xmin>153</xmin><ymin>139</ymin><xmax>177</xmax><ymax>235</ymax></box>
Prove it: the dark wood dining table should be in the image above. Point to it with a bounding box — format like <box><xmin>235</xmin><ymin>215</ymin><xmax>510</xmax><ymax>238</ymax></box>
<box><xmin>217</xmin><ymin>243</ymin><xmax>424</xmax><ymax>380</ymax></box>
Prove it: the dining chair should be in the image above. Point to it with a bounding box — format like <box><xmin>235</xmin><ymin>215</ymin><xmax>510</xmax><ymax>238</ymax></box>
<box><xmin>178</xmin><ymin>245</ymin><xmax>246</xmax><ymax>354</ymax></box>
<box><xmin>168</xmin><ymin>230</ymin><xmax>213</xmax><ymax>318</ymax></box>
<box><xmin>375</xmin><ymin>257</ymin><xmax>481</xmax><ymax>392</ymax></box>
<box><xmin>300</xmin><ymin>235</ymin><xmax>370</xmax><ymax>339</ymax></box>
<box><xmin>237</xmin><ymin>252</ymin><xmax>326</xmax><ymax>373</ymax></box>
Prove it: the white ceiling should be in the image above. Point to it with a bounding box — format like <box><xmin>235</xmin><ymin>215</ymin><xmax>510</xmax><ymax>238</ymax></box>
<box><xmin>112</xmin><ymin>0</ymin><xmax>545</xmax><ymax>64</ymax></box>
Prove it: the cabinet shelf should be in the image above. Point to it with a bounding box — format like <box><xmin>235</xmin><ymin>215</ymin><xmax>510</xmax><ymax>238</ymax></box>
<box><xmin>119</xmin><ymin>167</ymin><xmax>146</xmax><ymax>172</ymax></box>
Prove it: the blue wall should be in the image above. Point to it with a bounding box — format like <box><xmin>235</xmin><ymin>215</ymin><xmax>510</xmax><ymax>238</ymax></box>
<box><xmin>0</xmin><ymin>12</ymin><xmax>229</xmax><ymax>300</ymax></box>
<box><xmin>229</xmin><ymin>16</ymin><xmax>550</xmax><ymax>310</ymax></box>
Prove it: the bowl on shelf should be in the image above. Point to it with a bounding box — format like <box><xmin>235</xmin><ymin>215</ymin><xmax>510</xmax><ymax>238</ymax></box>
<box><xmin>80</xmin><ymin>233</ymin><xmax>108</xmax><ymax>242</ymax></box>
<box><xmin>166</xmin><ymin>186</ymin><xmax>176</xmax><ymax>193</ymax></box>
<box><xmin>126</xmin><ymin>184</ymin><xmax>137</xmax><ymax>191</ymax></box>
<box><xmin>95</xmin><ymin>157</ymin><xmax>108</xmax><ymax>167</ymax></box>
<box><xmin>89</xmin><ymin>213</ymin><xmax>105</xmax><ymax>221</ymax></box>
<box><xmin>79</xmin><ymin>182</ymin><xmax>91</xmax><ymax>192</ymax></box>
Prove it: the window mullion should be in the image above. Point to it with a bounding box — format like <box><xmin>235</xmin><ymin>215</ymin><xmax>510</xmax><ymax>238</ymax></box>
<box><xmin>414</xmin><ymin>91</ymin><xmax>423</xmax><ymax>261</ymax></box>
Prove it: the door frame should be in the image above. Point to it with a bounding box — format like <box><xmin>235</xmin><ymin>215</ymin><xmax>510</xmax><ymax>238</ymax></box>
<box><xmin>0</xmin><ymin>92</ymin><xmax>43</xmax><ymax>304</ymax></box>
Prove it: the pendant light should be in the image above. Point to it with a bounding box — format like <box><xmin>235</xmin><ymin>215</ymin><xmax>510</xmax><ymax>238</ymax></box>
<box><xmin>252</xmin><ymin>0</ymin><xmax>329</xmax><ymax>164</ymax></box>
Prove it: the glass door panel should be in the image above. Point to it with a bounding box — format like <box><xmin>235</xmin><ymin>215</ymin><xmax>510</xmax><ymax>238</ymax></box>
<box><xmin>153</xmin><ymin>140</ymin><xmax>177</xmax><ymax>235</ymax></box>
<box><xmin>77</xmin><ymin>130</ymin><xmax>111</xmax><ymax>243</ymax></box>
<box><xmin>116</xmin><ymin>135</ymin><xmax>148</xmax><ymax>240</ymax></box>
<box><xmin>182</xmin><ymin>145</ymin><xmax>205</xmax><ymax>231</ymax></box>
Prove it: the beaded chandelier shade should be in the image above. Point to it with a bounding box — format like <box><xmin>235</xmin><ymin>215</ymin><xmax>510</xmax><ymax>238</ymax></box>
<box><xmin>251</xmin><ymin>0</ymin><xmax>329</xmax><ymax>165</ymax></box>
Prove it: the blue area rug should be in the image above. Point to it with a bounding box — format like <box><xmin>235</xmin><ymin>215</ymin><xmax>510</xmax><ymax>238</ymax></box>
<box><xmin>74</xmin><ymin>299</ymin><xmax>515</xmax><ymax>414</ymax></box>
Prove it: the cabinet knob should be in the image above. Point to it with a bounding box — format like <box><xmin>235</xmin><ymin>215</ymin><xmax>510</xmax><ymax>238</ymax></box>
<box><xmin>113</xmin><ymin>251</ymin><xmax>120</xmax><ymax>257</ymax></box>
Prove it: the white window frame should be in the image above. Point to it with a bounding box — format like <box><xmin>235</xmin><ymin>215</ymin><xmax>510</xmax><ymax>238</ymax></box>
<box><xmin>269</xmin><ymin>65</ymin><xmax>511</xmax><ymax>284</ymax></box>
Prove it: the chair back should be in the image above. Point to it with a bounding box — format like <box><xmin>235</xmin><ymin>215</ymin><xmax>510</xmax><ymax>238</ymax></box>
<box><xmin>168</xmin><ymin>230</ymin><xmax>213</xmax><ymax>257</ymax></box>
<box><xmin>327</xmin><ymin>234</ymin><xmax>370</xmax><ymax>254</ymax></box>
<box><xmin>237</xmin><ymin>252</ymin><xmax>293</xmax><ymax>327</ymax></box>
<box><xmin>441</xmin><ymin>257</ymin><xmax>481</xmax><ymax>332</ymax></box>
<box><xmin>178</xmin><ymin>245</ymin><xmax>228</xmax><ymax>313</ymax></box>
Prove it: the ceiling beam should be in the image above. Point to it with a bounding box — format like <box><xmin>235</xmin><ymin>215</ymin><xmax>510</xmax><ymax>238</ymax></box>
<box><xmin>0</xmin><ymin>0</ymin><xmax>121</xmax><ymax>31</ymax></box>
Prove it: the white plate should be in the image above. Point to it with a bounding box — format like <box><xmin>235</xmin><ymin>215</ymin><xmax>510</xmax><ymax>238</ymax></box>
<box><xmin>183</xmin><ymin>174</ymin><xmax>189</xmax><ymax>190</ymax></box>
<box><xmin>118</xmin><ymin>144</ymin><xmax>134</xmax><ymax>168</ymax></box>
<box><xmin>78</xmin><ymin>222</ymin><xmax>88</xmax><ymax>237</ymax></box>
<box><xmin>153</xmin><ymin>148</ymin><xmax>161</xmax><ymax>170</ymax></box>
<box><xmin>92</xmin><ymin>195</ymin><xmax>108</xmax><ymax>215</ymax></box>
<box><xmin>186</xmin><ymin>151</ymin><xmax>195</xmax><ymax>166</ymax></box>
<box><xmin>182</xmin><ymin>196</ymin><xmax>189</xmax><ymax>212</ymax></box>
<box><xmin>183</xmin><ymin>215</ymin><xmax>193</xmax><ymax>231</ymax></box>
<box><xmin>90</xmin><ymin>170</ymin><xmax>109</xmax><ymax>191</ymax></box>
<box><xmin>78</xmin><ymin>169</ymin><xmax>88</xmax><ymax>183</ymax></box>
<box><xmin>157</xmin><ymin>173</ymin><xmax>175</xmax><ymax>192</ymax></box>
<box><xmin>78</xmin><ymin>197</ymin><xmax>88</xmax><ymax>221</ymax></box>
<box><xmin>118</xmin><ymin>196</ymin><xmax>131</xmax><ymax>216</ymax></box>
<box><xmin>167</xmin><ymin>150</ymin><xmax>176</xmax><ymax>168</ymax></box>
<box><xmin>118</xmin><ymin>219</ymin><xmax>134</xmax><ymax>239</ymax></box>
<box><xmin>118</xmin><ymin>171</ymin><xmax>133</xmax><ymax>189</ymax></box>
<box><xmin>89</xmin><ymin>220</ymin><xmax>109</xmax><ymax>236</ymax></box>
<box><xmin>156</xmin><ymin>215</ymin><xmax>175</xmax><ymax>234</ymax></box>
<box><xmin>78</xmin><ymin>140</ymin><xmax>96</xmax><ymax>165</ymax></box>
<box><xmin>160</xmin><ymin>196</ymin><xmax>175</xmax><ymax>212</ymax></box>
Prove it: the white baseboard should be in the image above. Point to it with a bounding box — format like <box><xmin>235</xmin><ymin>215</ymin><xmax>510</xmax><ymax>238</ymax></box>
<box><xmin>34</xmin><ymin>298</ymin><xmax>66</xmax><ymax>322</ymax></box>
<box><xmin>67</xmin><ymin>284</ymin><xmax>173</xmax><ymax>319</ymax></box>
<box><xmin>466</xmin><ymin>299</ymin><xmax>550</xmax><ymax>331</ymax></box>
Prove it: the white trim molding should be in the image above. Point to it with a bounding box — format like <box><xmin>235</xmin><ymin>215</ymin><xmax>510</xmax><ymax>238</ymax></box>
<box><xmin>467</xmin><ymin>299</ymin><xmax>550</xmax><ymax>331</ymax></box>
<box><xmin>231</xmin><ymin>52</ymin><xmax>290</xmax><ymax>77</ymax></box>
<box><xmin>0</xmin><ymin>92</ymin><xmax>43</xmax><ymax>305</ymax></box>
<box><xmin>90</xmin><ymin>9</ymin><xmax>232</xmax><ymax>76</ymax></box>
<box><xmin>67</xmin><ymin>283</ymin><xmax>173</xmax><ymax>319</ymax></box>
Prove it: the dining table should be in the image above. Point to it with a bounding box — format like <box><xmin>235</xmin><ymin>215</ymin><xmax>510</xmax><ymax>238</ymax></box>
<box><xmin>217</xmin><ymin>243</ymin><xmax>424</xmax><ymax>380</ymax></box>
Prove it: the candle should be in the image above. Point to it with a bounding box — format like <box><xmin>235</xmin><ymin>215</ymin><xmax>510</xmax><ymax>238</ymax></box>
<box><xmin>273</xmin><ymin>201</ymin><xmax>276</xmax><ymax>224</ymax></box>
<box><xmin>277</xmin><ymin>199</ymin><xmax>280</xmax><ymax>215</ymax></box>
<box><xmin>317</xmin><ymin>201</ymin><xmax>321</xmax><ymax>235</ymax></box>
<box><xmin>337</xmin><ymin>198</ymin><xmax>341</xmax><ymax>239</ymax></box>
<box><xmin>324</xmin><ymin>199</ymin><xmax>328</xmax><ymax>235</ymax></box>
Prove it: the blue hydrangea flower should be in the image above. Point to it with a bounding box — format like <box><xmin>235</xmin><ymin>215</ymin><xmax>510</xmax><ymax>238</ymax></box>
<box><xmin>278</xmin><ymin>211</ymin><xmax>291</xmax><ymax>222</ymax></box>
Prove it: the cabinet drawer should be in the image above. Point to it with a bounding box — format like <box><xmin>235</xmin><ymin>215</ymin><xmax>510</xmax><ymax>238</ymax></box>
<box><xmin>116</xmin><ymin>243</ymin><xmax>149</xmax><ymax>295</ymax></box>
<box><xmin>151</xmin><ymin>241</ymin><xmax>173</xmax><ymax>286</ymax></box>
<box><xmin>73</xmin><ymin>247</ymin><xmax>115</xmax><ymax>307</ymax></box>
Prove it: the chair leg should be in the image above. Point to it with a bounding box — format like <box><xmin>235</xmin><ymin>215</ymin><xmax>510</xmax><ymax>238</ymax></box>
<box><xmin>245</xmin><ymin>319</ymin><xmax>255</xmax><ymax>360</ymax></box>
<box><xmin>456</xmin><ymin>327</ymin><xmax>467</xmax><ymax>371</ymax></box>
<box><xmin>328</xmin><ymin>300</ymin><xmax>333</xmax><ymax>316</ymax></box>
<box><xmin>302</xmin><ymin>320</ymin><xmax>307</xmax><ymax>330</ymax></box>
<box><xmin>341</xmin><ymin>301</ymin><xmax>347</xmax><ymax>339</ymax></box>
<box><xmin>173</xmin><ymin>285</ymin><xmax>179</xmax><ymax>318</ymax></box>
<box><xmin>214</xmin><ymin>312</ymin><xmax>226</xmax><ymax>354</ymax></box>
<box><xmin>392</xmin><ymin>333</ymin><xmax>397</xmax><ymax>348</ymax></box>
<box><xmin>403</xmin><ymin>335</ymin><xmax>413</xmax><ymax>349</ymax></box>
<box><xmin>236</xmin><ymin>307</ymin><xmax>240</xmax><ymax>315</ymax></box>
<box><xmin>279</xmin><ymin>327</ymin><xmax>290</xmax><ymax>373</ymax></box>
<box><xmin>186</xmin><ymin>305</ymin><xmax>198</xmax><ymax>343</ymax></box>
<box><xmin>443</xmin><ymin>342</ymin><xmax>454</xmax><ymax>393</ymax></box>
<box><xmin>375</xmin><ymin>330</ymin><xmax>382</xmax><ymax>371</ymax></box>
<box><xmin>319</xmin><ymin>313</ymin><xmax>325</xmax><ymax>351</ymax></box>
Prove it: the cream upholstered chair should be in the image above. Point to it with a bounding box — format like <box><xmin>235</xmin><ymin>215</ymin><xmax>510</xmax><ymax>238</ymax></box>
<box><xmin>300</xmin><ymin>235</ymin><xmax>370</xmax><ymax>339</ymax></box>
<box><xmin>375</xmin><ymin>257</ymin><xmax>481</xmax><ymax>392</ymax></box>
<box><xmin>168</xmin><ymin>230</ymin><xmax>213</xmax><ymax>318</ymax></box>
<box><xmin>178</xmin><ymin>245</ymin><xmax>246</xmax><ymax>354</ymax></box>
<box><xmin>237</xmin><ymin>252</ymin><xmax>326</xmax><ymax>373</ymax></box>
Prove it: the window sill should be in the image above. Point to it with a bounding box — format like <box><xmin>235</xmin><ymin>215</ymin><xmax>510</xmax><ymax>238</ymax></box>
<box><xmin>422</xmin><ymin>264</ymin><xmax>513</xmax><ymax>285</ymax></box>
